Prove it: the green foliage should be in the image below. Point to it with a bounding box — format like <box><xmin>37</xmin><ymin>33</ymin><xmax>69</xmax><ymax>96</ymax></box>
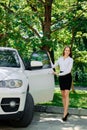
<box><xmin>0</xmin><ymin>0</ymin><xmax>87</xmax><ymax>83</ymax></box>
<box><xmin>0</xmin><ymin>0</ymin><xmax>87</xmax><ymax>49</ymax></box>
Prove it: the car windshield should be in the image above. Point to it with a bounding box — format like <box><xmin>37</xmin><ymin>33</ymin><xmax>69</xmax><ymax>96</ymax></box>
<box><xmin>0</xmin><ymin>50</ymin><xmax>20</xmax><ymax>67</ymax></box>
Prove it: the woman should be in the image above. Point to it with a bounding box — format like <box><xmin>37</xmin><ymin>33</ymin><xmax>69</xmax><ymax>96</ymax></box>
<box><xmin>49</xmin><ymin>46</ymin><xmax>73</xmax><ymax>121</ymax></box>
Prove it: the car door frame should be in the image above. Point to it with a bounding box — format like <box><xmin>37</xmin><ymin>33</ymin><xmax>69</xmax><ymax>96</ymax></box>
<box><xmin>25</xmin><ymin>50</ymin><xmax>55</xmax><ymax>104</ymax></box>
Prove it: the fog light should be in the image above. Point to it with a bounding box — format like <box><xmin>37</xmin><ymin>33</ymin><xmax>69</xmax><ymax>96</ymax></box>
<box><xmin>10</xmin><ymin>101</ymin><xmax>16</xmax><ymax>107</ymax></box>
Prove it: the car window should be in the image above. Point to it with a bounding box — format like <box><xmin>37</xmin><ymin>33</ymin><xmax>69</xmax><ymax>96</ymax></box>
<box><xmin>30</xmin><ymin>50</ymin><xmax>51</xmax><ymax>69</ymax></box>
<box><xmin>0</xmin><ymin>50</ymin><xmax>20</xmax><ymax>67</ymax></box>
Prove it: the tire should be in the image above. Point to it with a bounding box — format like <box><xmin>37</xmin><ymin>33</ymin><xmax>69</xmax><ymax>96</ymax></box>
<box><xmin>10</xmin><ymin>93</ymin><xmax>34</xmax><ymax>127</ymax></box>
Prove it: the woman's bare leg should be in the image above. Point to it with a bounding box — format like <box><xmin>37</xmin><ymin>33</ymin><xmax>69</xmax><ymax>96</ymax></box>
<box><xmin>61</xmin><ymin>90</ymin><xmax>70</xmax><ymax>117</ymax></box>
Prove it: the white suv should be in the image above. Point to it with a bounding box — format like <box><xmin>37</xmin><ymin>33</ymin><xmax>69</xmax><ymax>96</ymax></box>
<box><xmin>0</xmin><ymin>47</ymin><xmax>55</xmax><ymax>127</ymax></box>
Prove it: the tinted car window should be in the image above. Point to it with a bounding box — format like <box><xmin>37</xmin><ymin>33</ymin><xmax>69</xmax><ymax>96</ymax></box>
<box><xmin>30</xmin><ymin>50</ymin><xmax>51</xmax><ymax>69</ymax></box>
<box><xmin>0</xmin><ymin>50</ymin><xmax>20</xmax><ymax>67</ymax></box>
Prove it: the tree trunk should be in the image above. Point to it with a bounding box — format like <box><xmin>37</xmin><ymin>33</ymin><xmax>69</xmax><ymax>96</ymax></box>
<box><xmin>70</xmin><ymin>28</ymin><xmax>75</xmax><ymax>50</ymax></box>
<box><xmin>42</xmin><ymin>0</ymin><xmax>54</xmax><ymax>60</ymax></box>
<box><xmin>43</xmin><ymin>0</ymin><xmax>52</xmax><ymax>39</ymax></box>
<box><xmin>70</xmin><ymin>28</ymin><xmax>76</xmax><ymax>92</ymax></box>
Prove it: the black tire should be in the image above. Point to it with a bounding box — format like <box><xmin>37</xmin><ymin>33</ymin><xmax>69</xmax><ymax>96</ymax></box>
<box><xmin>10</xmin><ymin>93</ymin><xmax>34</xmax><ymax>127</ymax></box>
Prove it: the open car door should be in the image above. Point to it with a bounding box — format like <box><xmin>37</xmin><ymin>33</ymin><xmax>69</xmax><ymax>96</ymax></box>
<box><xmin>25</xmin><ymin>50</ymin><xmax>55</xmax><ymax>104</ymax></box>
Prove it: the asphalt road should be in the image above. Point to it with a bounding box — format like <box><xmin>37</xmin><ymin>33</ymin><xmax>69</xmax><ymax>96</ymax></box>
<box><xmin>0</xmin><ymin>112</ymin><xmax>87</xmax><ymax>130</ymax></box>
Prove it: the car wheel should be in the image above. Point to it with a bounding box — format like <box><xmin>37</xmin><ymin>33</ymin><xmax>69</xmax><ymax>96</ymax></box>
<box><xmin>10</xmin><ymin>93</ymin><xmax>34</xmax><ymax>127</ymax></box>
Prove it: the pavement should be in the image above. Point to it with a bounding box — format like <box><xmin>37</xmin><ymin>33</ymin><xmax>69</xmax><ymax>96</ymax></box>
<box><xmin>1</xmin><ymin>112</ymin><xmax>86</xmax><ymax>130</ymax></box>
<box><xmin>29</xmin><ymin>112</ymin><xmax>87</xmax><ymax>130</ymax></box>
<box><xmin>34</xmin><ymin>105</ymin><xmax>87</xmax><ymax>116</ymax></box>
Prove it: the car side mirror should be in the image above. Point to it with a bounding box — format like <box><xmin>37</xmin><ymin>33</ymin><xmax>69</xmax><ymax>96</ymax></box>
<box><xmin>30</xmin><ymin>61</ymin><xmax>43</xmax><ymax>70</ymax></box>
<box><xmin>25</xmin><ymin>61</ymin><xmax>43</xmax><ymax>70</ymax></box>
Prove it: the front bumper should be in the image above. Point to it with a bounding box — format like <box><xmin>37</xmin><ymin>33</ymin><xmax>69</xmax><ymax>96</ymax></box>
<box><xmin>0</xmin><ymin>88</ymin><xmax>27</xmax><ymax>115</ymax></box>
<box><xmin>0</xmin><ymin>111</ymin><xmax>23</xmax><ymax>120</ymax></box>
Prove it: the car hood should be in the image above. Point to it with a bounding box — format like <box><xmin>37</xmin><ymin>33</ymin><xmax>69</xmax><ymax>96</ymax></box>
<box><xmin>0</xmin><ymin>67</ymin><xmax>22</xmax><ymax>80</ymax></box>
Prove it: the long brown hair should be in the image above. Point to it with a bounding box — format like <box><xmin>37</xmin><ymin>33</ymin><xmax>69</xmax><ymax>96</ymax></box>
<box><xmin>63</xmin><ymin>46</ymin><xmax>72</xmax><ymax>57</ymax></box>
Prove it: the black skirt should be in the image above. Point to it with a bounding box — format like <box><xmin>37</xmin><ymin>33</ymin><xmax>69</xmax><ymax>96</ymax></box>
<box><xmin>59</xmin><ymin>73</ymin><xmax>72</xmax><ymax>90</ymax></box>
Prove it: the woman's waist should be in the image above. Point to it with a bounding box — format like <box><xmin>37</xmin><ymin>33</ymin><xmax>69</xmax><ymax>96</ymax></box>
<box><xmin>59</xmin><ymin>72</ymin><xmax>71</xmax><ymax>77</ymax></box>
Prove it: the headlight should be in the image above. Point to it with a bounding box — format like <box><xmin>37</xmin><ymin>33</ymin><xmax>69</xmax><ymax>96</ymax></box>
<box><xmin>0</xmin><ymin>79</ymin><xmax>23</xmax><ymax>88</ymax></box>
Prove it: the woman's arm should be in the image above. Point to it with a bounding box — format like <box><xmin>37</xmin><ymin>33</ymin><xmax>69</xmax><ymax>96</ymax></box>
<box><xmin>47</xmin><ymin>51</ymin><xmax>59</xmax><ymax>68</ymax></box>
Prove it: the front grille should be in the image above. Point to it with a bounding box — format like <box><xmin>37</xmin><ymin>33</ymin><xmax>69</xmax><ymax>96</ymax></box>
<box><xmin>1</xmin><ymin>98</ymin><xmax>20</xmax><ymax>112</ymax></box>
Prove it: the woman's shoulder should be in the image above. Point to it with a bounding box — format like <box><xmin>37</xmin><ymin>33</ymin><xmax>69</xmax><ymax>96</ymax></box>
<box><xmin>69</xmin><ymin>56</ymin><xmax>73</xmax><ymax>61</ymax></box>
<box><xmin>59</xmin><ymin>56</ymin><xmax>63</xmax><ymax>59</ymax></box>
<box><xmin>58</xmin><ymin>56</ymin><xmax>63</xmax><ymax>60</ymax></box>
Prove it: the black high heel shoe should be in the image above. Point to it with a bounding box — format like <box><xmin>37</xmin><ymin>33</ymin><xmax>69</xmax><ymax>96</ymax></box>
<box><xmin>62</xmin><ymin>113</ymin><xmax>69</xmax><ymax>121</ymax></box>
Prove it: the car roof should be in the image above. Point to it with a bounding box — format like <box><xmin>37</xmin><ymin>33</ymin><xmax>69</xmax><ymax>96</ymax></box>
<box><xmin>0</xmin><ymin>47</ymin><xmax>17</xmax><ymax>51</ymax></box>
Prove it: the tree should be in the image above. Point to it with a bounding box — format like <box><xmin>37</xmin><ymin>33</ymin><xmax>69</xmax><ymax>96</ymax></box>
<box><xmin>0</xmin><ymin>0</ymin><xmax>87</xmax><ymax>76</ymax></box>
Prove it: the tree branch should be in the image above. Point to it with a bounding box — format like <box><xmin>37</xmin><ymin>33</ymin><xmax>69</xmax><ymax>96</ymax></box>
<box><xmin>0</xmin><ymin>2</ymin><xmax>41</xmax><ymax>39</ymax></box>
<box><xmin>0</xmin><ymin>2</ymin><xmax>13</xmax><ymax>13</ymax></box>
<box><xmin>38</xmin><ymin>0</ymin><xmax>45</xmax><ymax>5</ymax></box>
<box><xmin>51</xmin><ymin>9</ymin><xmax>85</xmax><ymax>34</ymax></box>
<box><xmin>20</xmin><ymin>18</ymin><xmax>41</xmax><ymax>38</ymax></box>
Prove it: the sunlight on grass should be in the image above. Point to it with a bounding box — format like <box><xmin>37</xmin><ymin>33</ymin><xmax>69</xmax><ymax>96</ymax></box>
<box><xmin>42</xmin><ymin>89</ymin><xmax>87</xmax><ymax>109</ymax></box>
<box><xmin>70</xmin><ymin>90</ymin><xmax>87</xmax><ymax>108</ymax></box>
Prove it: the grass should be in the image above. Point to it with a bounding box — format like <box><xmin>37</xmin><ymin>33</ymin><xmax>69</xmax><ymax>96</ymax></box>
<box><xmin>41</xmin><ymin>89</ymin><xmax>87</xmax><ymax>109</ymax></box>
